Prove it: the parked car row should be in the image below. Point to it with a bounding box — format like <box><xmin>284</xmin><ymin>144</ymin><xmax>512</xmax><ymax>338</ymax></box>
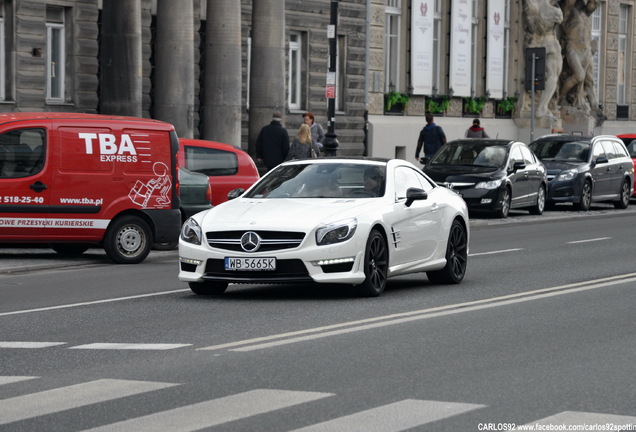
<box><xmin>422</xmin><ymin>135</ymin><xmax>634</xmax><ymax>218</ymax></box>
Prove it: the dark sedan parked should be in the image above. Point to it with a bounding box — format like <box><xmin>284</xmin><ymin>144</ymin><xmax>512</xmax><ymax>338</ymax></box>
<box><xmin>529</xmin><ymin>134</ymin><xmax>633</xmax><ymax>210</ymax></box>
<box><xmin>423</xmin><ymin>139</ymin><xmax>547</xmax><ymax>218</ymax></box>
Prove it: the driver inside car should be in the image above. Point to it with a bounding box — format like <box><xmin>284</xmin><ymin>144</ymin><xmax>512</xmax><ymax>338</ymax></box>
<box><xmin>363</xmin><ymin>167</ymin><xmax>384</xmax><ymax>197</ymax></box>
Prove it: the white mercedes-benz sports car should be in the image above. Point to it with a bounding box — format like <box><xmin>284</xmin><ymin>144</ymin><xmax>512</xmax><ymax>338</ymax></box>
<box><xmin>178</xmin><ymin>158</ymin><xmax>469</xmax><ymax>297</ymax></box>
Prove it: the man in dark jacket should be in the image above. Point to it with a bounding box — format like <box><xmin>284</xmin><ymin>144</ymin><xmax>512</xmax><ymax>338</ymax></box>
<box><xmin>256</xmin><ymin>111</ymin><xmax>290</xmax><ymax>172</ymax></box>
<box><xmin>415</xmin><ymin>114</ymin><xmax>447</xmax><ymax>164</ymax></box>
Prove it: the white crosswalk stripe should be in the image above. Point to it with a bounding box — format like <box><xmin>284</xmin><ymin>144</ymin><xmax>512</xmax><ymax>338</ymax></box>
<box><xmin>69</xmin><ymin>343</ymin><xmax>192</xmax><ymax>350</ymax></box>
<box><xmin>79</xmin><ymin>389</ymin><xmax>333</xmax><ymax>432</ymax></box>
<box><xmin>289</xmin><ymin>399</ymin><xmax>486</xmax><ymax>432</ymax></box>
<box><xmin>0</xmin><ymin>341</ymin><xmax>66</xmax><ymax>348</ymax></box>
<box><xmin>0</xmin><ymin>379</ymin><xmax>179</xmax><ymax>426</ymax></box>
<box><xmin>527</xmin><ymin>411</ymin><xmax>636</xmax><ymax>427</ymax></box>
<box><xmin>0</xmin><ymin>376</ymin><xmax>38</xmax><ymax>386</ymax></box>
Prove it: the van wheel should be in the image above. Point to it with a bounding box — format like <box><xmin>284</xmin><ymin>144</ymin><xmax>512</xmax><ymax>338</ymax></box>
<box><xmin>104</xmin><ymin>215</ymin><xmax>153</xmax><ymax>264</ymax></box>
<box><xmin>50</xmin><ymin>244</ymin><xmax>90</xmax><ymax>256</ymax></box>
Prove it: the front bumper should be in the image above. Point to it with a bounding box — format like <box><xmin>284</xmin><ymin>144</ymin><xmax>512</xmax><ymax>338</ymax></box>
<box><xmin>178</xmin><ymin>238</ymin><xmax>368</xmax><ymax>285</ymax></box>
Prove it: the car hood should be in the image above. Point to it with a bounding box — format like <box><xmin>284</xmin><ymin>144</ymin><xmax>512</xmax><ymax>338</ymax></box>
<box><xmin>540</xmin><ymin>160</ymin><xmax>584</xmax><ymax>175</ymax></box>
<box><xmin>198</xmin><ymin>198</ymin><xmax>378</xmax><ymax>230</ymax></box>
<box><xmin>424</xmin><ymin>165</ymin><xmax>502</xmax><ymax>183</ymax></box>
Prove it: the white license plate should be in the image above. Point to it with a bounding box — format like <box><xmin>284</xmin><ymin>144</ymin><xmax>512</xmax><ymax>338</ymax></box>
<box><xmin>224</xmin><ymin>257</ymin><xmax>276</xmax><ymax>271</ymax></box>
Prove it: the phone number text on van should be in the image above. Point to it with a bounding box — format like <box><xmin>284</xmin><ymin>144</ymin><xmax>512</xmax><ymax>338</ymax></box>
<box><xmin>1</xmin><ymin>196</ymin><xmax>45</xmax><ymax>204</ymax></box>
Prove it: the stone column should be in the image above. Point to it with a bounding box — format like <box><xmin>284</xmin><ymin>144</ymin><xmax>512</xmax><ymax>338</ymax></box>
<box><xmin>100</xmin><ymin>0</ymin><xmax>142</xmax><ymax>117</ymax></box>
<box><xmin>203</xmin><ymin>0</ymin><xmax>242</xmax><ymax>147</ymax></box>
<box><xmin>154</xmin><ymin>0</ymin><xmax>195</xmax><ymax>137</ymax></box>
<box><xmin>248</xmin><ymin>0</ymin><xmax>286</xmax><ymax>156</ymax></box>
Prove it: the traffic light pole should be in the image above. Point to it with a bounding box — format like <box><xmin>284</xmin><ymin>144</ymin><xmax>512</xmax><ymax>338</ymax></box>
<box><xmin>323</xmin><ymin>0</ymin><xmax>339</xmax><ymax>157</ymax></box>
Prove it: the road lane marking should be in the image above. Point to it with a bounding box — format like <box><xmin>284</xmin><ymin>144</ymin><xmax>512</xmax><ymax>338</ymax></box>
<box><xmin>69</xmin><ymin>343</ymin><xmax>191</xmax><ymax>350</ymax></box>
<box><xmin>469</xmin><ymin>248</ymin><xmax>524</xmax><ymax>256</ymax></box>
<box><xmin>0</xmin><ymin>342</ymin><xmax>66</xmax><ymax>348</ymax></box>
<box><xmin>527</xmin><ymin>411</ymin><xmax>636</xmax><ymax>426</ymax></box>
<box><xmin>567</xmin><ymin>237</ymin><xmax>611</xmax><ymax>244</ymax></box>
<box><xmin>199</xmin><ymin>272</ymin><xmax>636</xmax><ymax>352</ymax></box>
<box><xmin>0</xmin><ymin>379</ymin><xmax>179</xmax><ymax>426</ymax></box>
<box><xmin>79</xmin><ymin>389</ymin><xmax>333</xmax><ymax>432</ymax></box>
<box><xmin>0</xmin><ymin>289</ymin><xmax>190</xmax><ymax>317</ymax></box>
<box><xmin>0</xmin><ymin>376</ymin><xmax>38</xmax><ymax>386</ymax></box>
<box><xmin>289</xmin><ymin>399</ymin><xmax>486</xmax><ymax>432</ymax></box>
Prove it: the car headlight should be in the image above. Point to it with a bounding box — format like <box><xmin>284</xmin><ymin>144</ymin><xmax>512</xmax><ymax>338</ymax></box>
<box><xmin>556</xmin><ymin>170</ymin><xmax>576</xmax><ymax>181</ymax></box>
<box><xmin>181</xmin><ymin>217</ymin><xmax>202</xmax><ymax>245</ymax></box>
<box><xmin>475</xmin><ymin>179</ymin><xmax>502</xmax><ymax>189</ymax></box>
<box><xmin>316</xmin><ymin>218</ymin><xmax>357</xmax><ymax>246</ymax></box>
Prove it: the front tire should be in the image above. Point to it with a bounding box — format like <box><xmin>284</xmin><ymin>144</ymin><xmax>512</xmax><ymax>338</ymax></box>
<box><xmin>575</xmin><ymin>180</ymin><xmax>592</xmax><ymax>211</ymax></box>
<box><xmin>357</xmin><ymin>230</ymin><xmax>388</xmax><ymax>297</ymax></box>
<box><xmin>189</xmin><ymin>281</ymin><xmax>229</xmax><ymax>295</ymax></box>
<box><xmin>103</xmin><ymin>215</ymin><xmax>153</xmax><ymax>264</ymax></box>
<box><xmin>427</xmin><ymin>219</ymin><xmax>468</xmax><ymax>284</ymax></box>
<box><xmin>495</xmin><ymin>187</ymin><xmax>511</xmax><ymax>218</ymax></box>
<box><xmin>613</xmin><ymin>179</ymin><xmax>630</xmax><ymax>209</ymax></box>
<box><xmin>529</xmin><ymin>185</ymin><xmax>546</xmax><ymax>215</ymax></box>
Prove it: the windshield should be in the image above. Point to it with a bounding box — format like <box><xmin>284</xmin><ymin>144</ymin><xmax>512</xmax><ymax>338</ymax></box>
<box><xmin>244</xmin><ymin>162</ymin><xmax>387</xmax><ymax>199</ymax></box>
<box><xmin>530</xmin><ymin>140</ymin><xmax>590</xmax><ymax>162</ymax></box>
<box><xmin>430</xmin><ymin>143</ymin><xmax>508</xmax><ymax>168</ymax></box>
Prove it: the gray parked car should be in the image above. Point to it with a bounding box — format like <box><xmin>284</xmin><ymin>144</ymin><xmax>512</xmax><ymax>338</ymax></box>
<box><xmin>529</xmin><ymin>134</ymin><xmax>634</xmax><ymax>210</ymax></box>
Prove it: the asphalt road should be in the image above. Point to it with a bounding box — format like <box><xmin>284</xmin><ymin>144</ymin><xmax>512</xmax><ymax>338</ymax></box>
<box><xmin>1</xmin><ymin>203</ymin><xmax>635</xmax><ymax>431</ymax></box>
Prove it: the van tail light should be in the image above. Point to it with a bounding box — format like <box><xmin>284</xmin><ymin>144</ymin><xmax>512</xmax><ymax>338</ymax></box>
<box><xmin>175</xmin><ymin>166</ymin><xmax>180</xmax><ymax>197</ymax></box>
<box><xmin>205</xmin><ymin>184</ymin><xmax>213</xmax><ymax>205</ymax></box>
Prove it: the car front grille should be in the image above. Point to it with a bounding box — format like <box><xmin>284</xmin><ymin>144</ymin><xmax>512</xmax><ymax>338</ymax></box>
<box><xmin>206</xmin><ymin>230</ymin><xmax>306</xmax><ymax>252</ymax></box>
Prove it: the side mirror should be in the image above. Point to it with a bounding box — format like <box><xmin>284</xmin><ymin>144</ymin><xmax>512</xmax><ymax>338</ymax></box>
<box><xmin>227</xmin><ymin>188</ymin><xmax>245</xmax><ymax>200</ymax></box>
<box><xmin>594</xmin><ymin>156</ymin><xmax>609</xmax><ymax>165</ymax></box>
<box><xmin>405</xmin><ymin>187</ymin><xmax>428</xmax><ymax>207</ymax></box>
<box><xmin>512</xmin><ymin>161</ymin><xmax>526</xmax><ymax>171</ymax></box>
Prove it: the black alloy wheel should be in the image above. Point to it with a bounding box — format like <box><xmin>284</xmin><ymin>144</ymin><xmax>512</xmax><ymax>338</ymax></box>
<box><xmin>427</xmin><ymin>219</ymin><xmax>468</xmax><ymax>284</ymax></box>
<box><xmin>358</xmin><ymin>230</ymin><xmax>388</xmax><ymax>297</ymax></box>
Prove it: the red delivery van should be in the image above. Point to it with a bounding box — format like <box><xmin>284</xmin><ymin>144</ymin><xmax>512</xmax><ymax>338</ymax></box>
<box><xmin>0</xmin><ymin>112</ymin><xmax>181</xmax><ymax>263</ymax></box>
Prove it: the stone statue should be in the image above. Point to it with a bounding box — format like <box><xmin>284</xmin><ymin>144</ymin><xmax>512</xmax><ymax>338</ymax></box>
<box><xmin>524</xmin><ymin>0</ymin><xmax>564</xmax><ymax>120</ymax></box>
<box><xmin>558</xmin><ymin>0</ymin><xmax>599</xmax><ymax>115</ymax></box>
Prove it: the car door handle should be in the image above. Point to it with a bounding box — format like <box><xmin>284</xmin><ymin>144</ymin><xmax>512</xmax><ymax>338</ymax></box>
<box><xmin>431</xmin><ymin>203</ymin><xmax>439</xmax><ymax>212</ymax></box>
<box><xmin>30</xmin><ymin>181</ymin><xmax>47</xmax><ymax>193</ymax></box>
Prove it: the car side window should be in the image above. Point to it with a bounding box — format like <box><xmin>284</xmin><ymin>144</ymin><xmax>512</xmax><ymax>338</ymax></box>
<box><xmin>611</xmin><ymin>141</ymin><xmax>629</xmax><ymax>159</ymax></box>
<box><xmin>601</xmin><ymin>141</ymin><xmax>618</xmax><ymax>160</ymax></box>
<box><xmin>520</xmin><ymin>145</ymin><xmax>535</xmax><ymax>164</ymax></box>
<box><xmin>0</xmin><ymin>128</ymin><xmax>46</xmax><ymax>178</ymax></box>
<box><xmin>394</xmin><ymin>166</ymin><xmax>428</xmax><ymax>200</ymax></box>
<box><xmin>509</xmin><ymin>146</ymin><xmax>523</xmax><ymax>168</ymax></box>
<box><xmin>591</xmin><ymin>142</ymin><xmax>605</xmax><ymax>161</ymax></box>
<box><xmin>185</xmin><ymin>146</ymin><xmax>239</xmax><ymax>176</ymax></box>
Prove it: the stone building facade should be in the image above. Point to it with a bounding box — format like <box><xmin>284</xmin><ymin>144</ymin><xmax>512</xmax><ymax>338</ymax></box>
<box><xmin>1</xmin><ymin>1</ymin><xmax>635</xmax><ymax>161</ymax></box>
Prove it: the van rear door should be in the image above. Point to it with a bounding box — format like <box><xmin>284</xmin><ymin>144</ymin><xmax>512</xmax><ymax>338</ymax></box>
<box><xmin>0</xmin><ymin>126</ymin><xmax>50</xmax><ymax>239</ymax></box>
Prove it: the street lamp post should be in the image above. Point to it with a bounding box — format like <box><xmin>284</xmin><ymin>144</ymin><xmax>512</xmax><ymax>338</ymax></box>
<box><xmin>323</xmin><ymin>0</ymin><xmax>339</xmax><ymax>157</ymax></box>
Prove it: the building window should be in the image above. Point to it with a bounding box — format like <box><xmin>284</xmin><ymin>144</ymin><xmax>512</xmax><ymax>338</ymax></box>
<box><xmin>385</xmin><ymin>0</ymin><xmax>401</xmax><ymax>92</ymax></box>
<box><xmin>46</xmin><ymin>8</ymin><xmax>65</xmax><ymax>102</ymax></box>
<box><xmin>591</xmin><ymin>5</ymin><xmax>602</xmax><ymax>102</ymax></box>
<box><xmin>432</xmin><ymin>0</ymin><xmax>442</xmax><ymax>94</ymax></box>
<box><xmin>288</xmin><ymin>32</ymin><xmax>303</xmax><ymax>110</ymax></box>
<box><xmin>0</xmin><ymin>16</ymin><xmax>4</xmax><ymax>101</ymax></box>
<box><xmin>617</xmin><ymin>5</ymin><xmax>628</xmax><ymax>108</ymax></box>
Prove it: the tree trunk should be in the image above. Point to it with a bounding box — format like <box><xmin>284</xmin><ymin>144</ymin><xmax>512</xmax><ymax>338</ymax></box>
<box><xmin>203</xmin><ymin>0</ymin><xmax>242</xmax><ymax>148</ymax></box>
<box><xmin>248</xmin><ymin>0</ymin><xmax>286</xmax><ymax>156</ymax></box>
<box><xmin>154</xmin><ymin>0</ymin><xmax>195</xmax><ymax>138</ymax></box>
<box><xmin>100</xmin><ymin>0</ymin><xmax>142</xmax><ymax>117</ymax></box>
